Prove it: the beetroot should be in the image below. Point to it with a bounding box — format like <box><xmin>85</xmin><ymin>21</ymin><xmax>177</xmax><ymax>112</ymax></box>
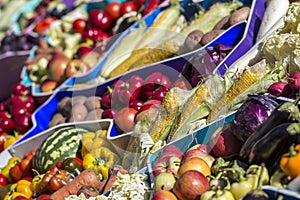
<box><xmin>267</xmin><ymin>82</ymin><xmax>293</xmax><ymax>97</ymax></box>
<box><xmin>288</xmin><ymin>71</ymin><xmax>300</xmax><ymax>92</ymax></box>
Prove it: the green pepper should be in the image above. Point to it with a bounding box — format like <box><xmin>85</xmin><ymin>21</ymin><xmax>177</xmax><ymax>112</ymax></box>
<box><xmin>230</xmin><ymin>176</ymin><xmax>255</xmax><ymax>200</ymax></box>
<box><xmin>201</xmin><ymin>189</ymin><xmax>235</xmax><ymax>200</ymax></box>
<box><xmin>246</xmin><ymin>164</ymin><xmax>269</xmax><ymax>188</ymax></box>
<box><xmin>270</xmin><ymin>169</ymin><xmax>291</xmax><ymax>188</ymax></box>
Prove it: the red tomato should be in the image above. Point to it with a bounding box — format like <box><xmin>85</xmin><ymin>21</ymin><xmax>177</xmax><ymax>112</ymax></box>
<box><xmin>0</xmin><ymin>173</ymin><xmax>7</xmax><ymax>186</ymax></box>
<box><xmin>37</xmin><ymin>194</ymin><xmax>51</xmax><ymax>200</ymax></box>
<box><xmin>74</xmin><ymin>157</ymin><xmax>83</xmax><ymax>165</ymax></box>
<box><xmin>121</xmin><ymin>2</ymin><xmax>137</xmax><ymax>15</ymax></box>
<box><xmin>114</xmin><ymin>107</ymin><xmax>138</xmax><ymax>133</ymax></box>
<box><xmin>34</xmin><ymin>17</ymin><xmax>57</xmax><ymax>33</ymax></box>
<box><xmin>106</xmin><ymin>2</ymin><xmax>122</xmax><ymax>20</ymax></box>
<box><xmin>73</xmin><ymin>18</ymin><xmax>87</xmax><ymax>33</ymax></box>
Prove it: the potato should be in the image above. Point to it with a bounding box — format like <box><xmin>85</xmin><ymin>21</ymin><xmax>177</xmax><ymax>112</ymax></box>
<box><xmin>229</xmin><ymin>7</ymin><xmax>251</xmax><ymax>26</ymax></box>
<box><xmin>49</xmin><ymin>113</ymin><xmax>66</xmax><ymax>128</ymax></box>
<box><xmin>84</xmin><ymin>96</ymin><xmax>102</xmax><ymax>112</ymax></box>
<box><xmin>85</xmin><ymin>109</ymin><xmax>104</xmax><ymax>121</ymax></box>
<box><xmin>213</xmin><ymin>15</ymin><xmax>230</xmax><ymax>30</ymax></box>
<box><xmin>69</xmin><ymin>103</ymin><xmax>88</xmax><ymax>122</ymax></box>
<box><xmin>71</xmin><ymin>95</ymin><xmax>87</xmax><ymax>105</ymax></box>
<box><xmin>58</xmin><ymin>97</ymin><xmax>71</xmax><ymax>114</ymax></box>
<box><xmin>200</xmin><ymin>30</ymin><xmax>225</xmax><ymax>46</ymax></box>
<box><xmin>178</xmin><ymin>30</ymin><xmax>204</xmax><ymax>54</ymax></box>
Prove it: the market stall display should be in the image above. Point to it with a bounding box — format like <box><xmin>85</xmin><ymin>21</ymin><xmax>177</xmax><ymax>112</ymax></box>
<box><xmin>3</xmin><ymin>0</ymin><xmax>300</xmax><ymax>200</ymax></box>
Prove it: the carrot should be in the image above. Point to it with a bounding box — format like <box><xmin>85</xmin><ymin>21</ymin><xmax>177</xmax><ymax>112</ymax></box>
<box><xmin>102</xmin><ymin>165</ymin><xmax>128</xmax><ymax>194</ymax></box>
<box><xmin>50</xmin><ymin>170</ymin><xmax>102</xmax><ymax>200</ymax></box>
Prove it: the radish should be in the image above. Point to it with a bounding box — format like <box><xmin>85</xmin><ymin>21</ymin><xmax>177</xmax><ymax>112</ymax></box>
<box><xmin>256</xmin><ymin>0</ymin><xmax>289</xmax><ymax>41</ymax></box>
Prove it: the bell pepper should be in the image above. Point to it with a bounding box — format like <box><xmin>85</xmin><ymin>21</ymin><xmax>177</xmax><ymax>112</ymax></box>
<box><xmin>0</xmin><ymin>157</ymin><xmax>21</xmax><ymax>183</ymax></box>
<box><xmin>246</xmin><ymin>164</ymin><xmax>269</xmax><ymax>188</ymax></box>
<box><xmin>230</xmin><ymin>176</ymin><xmax>255</xmax><ymax>200</ymax></box>
<box><xmin>81</xmin><ymin>130</ymin><xmax>110</xmax><ymax>158</ymax></box>
<box><xmin>3</xmin><ymin>134</ymin><xmax>23</xmax><ymax>150</ymax></box>
<box><xmin>201</xmin><ymin>189</ymin><xmax>235</xmax><ymax>200</ymax></box>
<box><xmin>270</xmin><ymin>169</ymin><xmax>291</xmax><ymax>188</ymax></box>
<box><xmin>280</xmin><ymin>144</ymin><xmax>300</xmax><ymax>179</ymax></box>
<box><xmin>4</xmin><ymin>179</ymin><xmax>33</xmax><ymax>200</ymax></box>
<box><xmin>83</xmin><ymin>147</ymin><xmax>120</xmax><ymax>179</ymax></box>
<box><xmin>30</xmin><ymin>174</ymin><xmax>46</xmax><ymax>193</ymax></box>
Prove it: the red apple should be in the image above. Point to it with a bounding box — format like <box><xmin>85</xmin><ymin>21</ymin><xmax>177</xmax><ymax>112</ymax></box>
<box><xmin>76</xmin><ymin>46</ymin><xmax>93</xmax><ymax>58</ymax></box>
<box><xmin>183</xmin><ymin>149</ymin><xmax>215</xmax><ymax>167</ymax></box>
<box><xmin>47</xmin><ymin>53</ymin><xmax>69</xmax><ymax>83</ymax></box>
<box><xmin>64</xmin><ymin>59</ymin><xmax>91</xmax><ymax>78</ymax></box>
<box><xmin>173</xmin><ymin>170</ymin><xmax>209</xmax><ymax>200</ymax></box>
<box><xmin>81</xmin><ymin>51</ymin><xmax>101</xmax><ymax>68</ymax></box>
<box><xmin>154</xmin><ymin>172</ymin><xmax>176</xmax><ymax>192</ymax></box>
<box><xmin>186</xmin><ymin>144</ymin><xmax>208</xmax><ymax>154</ymax></box>
<box><xmin>177</xmin><ymin>157</ymin><xmax>211</xmax><ymax>178</ymax></box>
<box><xmin>152</xmin><ymin>190</ymin><xmax>178</xmax><ymax>200</ymax></box>
<box><xmin>153</xmin><ymin>156</ymin><xmax>181</xmax><ymax>177</ymax></box>
<box><xmin>159</xmin><ymin>145</ymin><xmax>184</xmax><ymax>160</ymax></box>
<box><xmin>208</xmin><ymin>123</ymin><xmax>243</xmax><ymax>158</ymax></box>
<box><xmin>40</xmin><ymin>80</ymin><xmax>58</xmax><ymax>92</ymax></box>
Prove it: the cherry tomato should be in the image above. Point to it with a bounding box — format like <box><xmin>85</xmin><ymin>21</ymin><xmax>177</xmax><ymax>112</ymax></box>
<box><xmin>0</xmin><ymin>173</ymin><xmax>8</xmax><ymax>186</ymax></box>
<box><xmin>121</xmin><ymin>2</ymin><xmax>137</xmax><ymax>15</ymax></box>
<box><xmin>73</xmin><ymin>18</ymin><xmax>87</xmax><ymax>33</ymax></box>
<box><xmin>106</xmin><ymin>2</ymin><xmax>122</xmax><ymax>20</ymax></box>
<box><xmin>114</xmin><ymin>107</ymin><xmax>138</xmax><ymax>133</ymax></box>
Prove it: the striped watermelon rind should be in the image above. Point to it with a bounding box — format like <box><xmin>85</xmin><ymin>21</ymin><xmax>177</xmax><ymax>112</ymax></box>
<box><xmin>33</xmin><ymin>127</ymin><xmax>88</xmax><ymax>174</ymax></box>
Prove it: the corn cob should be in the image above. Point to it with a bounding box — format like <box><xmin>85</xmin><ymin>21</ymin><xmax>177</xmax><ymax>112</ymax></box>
<box><xmin>100</xmin><ymin>23</ymin><xmax>147</xmax><ymax>78</ymax></box>
<box><xmin>135</xmin><ymin>1</ymin><xmax>181</xmax><ymax>49</ymax></box>
<box><xmin>207</xmin><ymin>60</ymin><xmax>268</xmax><ymax>122</ymax></box>
<box><xmin>148</xmin><ymin>87</ymin><xmax>188</xmax><ymax>143</ymax></box>
<box><xmin>167</xmin><ymin>84</ymin><xmax>209</xmax><ymax>141</ymax></box>
<box><xmin>126</xmin><ymin>1</ymin><xmax>244</xmax><ymax>72</ymax></box>
<box><xmin>180</xmin><ymin>1</ymin><xmax>243</xmax><ymax>35</ymax></box>
<box><xmin>106</xmin><ymin>3</ymin><xmax>181</xmax><ymax>79</ymax></box>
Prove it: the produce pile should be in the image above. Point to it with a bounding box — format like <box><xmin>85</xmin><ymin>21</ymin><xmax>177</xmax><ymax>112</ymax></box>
<box><xmin>4</xmin><ymin>0</ymin><xmax>300</xmax><ymax>200</ymax></box>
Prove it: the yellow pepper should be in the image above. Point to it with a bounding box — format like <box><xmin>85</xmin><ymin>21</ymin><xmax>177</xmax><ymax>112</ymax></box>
<box><xmin>82</xmin><ymin>147</ymin><xmax>120</xmax><ymax>179</ymax></box>
<box><xmin>280</xmin><ymin>144</ymin><xmax>300</xmax><ymax>179</ymax></box>
<box><xmin>0</xmin><ymin>157</ymin><xmax>21</xmax><ymax>183</ymax></box>
<box><xmin>4</xmin><ymin>135</ymin><xmax>23</xmax><ymax>149</ymax></box>
<box><xmin>5</xmin><ymin>179</ymin><xmax>33</xmax><ymax>200</ymax></box>
<box><xmin>81</xmin><ymin>130</ymin><xmax>110</xmax><ymax>157</ymax></box>
<box><xmin>30</xmin><ymin>174</ymin><xmax>45</xmax><ymax>193</ymax></box>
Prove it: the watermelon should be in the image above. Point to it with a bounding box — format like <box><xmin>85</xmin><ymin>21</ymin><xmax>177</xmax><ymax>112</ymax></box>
<box><xmin>33</xmin><ymin>127</ymin><xmax>88</xmax><ymax>173</ymax></box>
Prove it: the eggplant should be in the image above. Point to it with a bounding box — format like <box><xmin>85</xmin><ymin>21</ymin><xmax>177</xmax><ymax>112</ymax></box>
<box><xmin>248</xmin><ymin>122</ymin><xmax>300</xmax><ymax>167</ymax></box>
<box><xmin>239</xmin><ymin>101</ymin><xmax>300</xmax><ymax>160</ymax></box>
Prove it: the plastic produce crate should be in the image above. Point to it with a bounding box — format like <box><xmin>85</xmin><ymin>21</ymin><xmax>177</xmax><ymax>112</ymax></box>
<box><xmin>0</xmin><ymin>119</ymin><xmax>115</xmax><ymax>168</ymax></box>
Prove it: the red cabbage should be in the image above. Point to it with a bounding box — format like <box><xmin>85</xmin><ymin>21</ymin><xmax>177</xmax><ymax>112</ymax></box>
<box><xmin>232</xmin><ymin>94</ymin><xmax>278</xmax><ymax>142</ymax></box>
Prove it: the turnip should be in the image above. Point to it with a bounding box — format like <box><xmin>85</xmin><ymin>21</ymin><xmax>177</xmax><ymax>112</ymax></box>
<box><xmin>256</xmin><ymin>0</ymin><xmax>289</xmax><ymax>41</ymax></box>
